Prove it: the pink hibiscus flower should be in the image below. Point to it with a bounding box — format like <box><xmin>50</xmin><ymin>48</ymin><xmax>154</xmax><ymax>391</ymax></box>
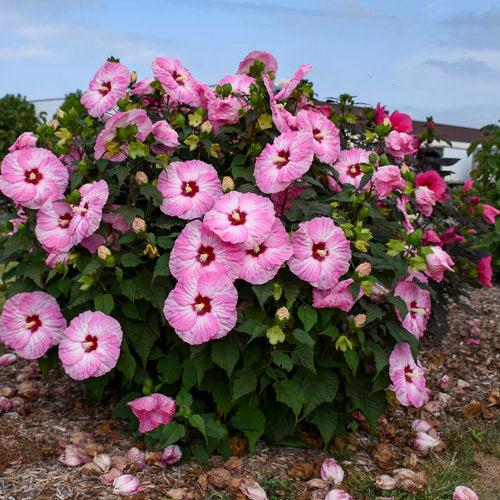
<box><xmin>94</xmin><ymin>109</ymin><xmax>152</xmax><ymax>162</ymax></box>
<box><xmin>36</xmin><ymin>200</ymin><xmax>75</xmax><ymax>252</ymax></box>
<box><xmin>385</xmin><ymin>131</ymin><xmax>419</xmax><ymax>161</ymax></box>
<box><xmin>333</xmin><ymin>149</ymin><xmax>371</xmax><ymax>188</ymax></box>
<box><xmin>424</xmin><ymin>246</ymin><xmax>454</xmax><ymax>282</ymax></box>
<box><xmin>128</xmin><ymin>393</ymin><xmax>176</xmax><ymax>433</ymax></box>
<box><xmin>388</xmin><ymin>110</ymin><xmax>413</xmax><ymax>133</ymax></box>
<box><xmin>0</xmin><ymin>148</ymin><xmax>68</xmax><ymax>209</ymax></box>
<box><xmin>393</xmin><ymin>281</ymin><xmax>431</xmax><ymax>339</ymax></box>
<box><xmin>163</xmin><ymin>271</ymin><xmax>238</xmax><ymax>345</ymax></box>
<box><xmin>157</xmin><ymin>160</ymin><xmax>222</xmax><ymax>220</ymax></box>
<box><xmin>440</xmin><ymin>227</ymin><xmax>464</xmax><ymax>245</ymax></box>
<box><xmin>169</xmin><ymin>220</ymin><xmax>243</xmax><ymax>281</ymax></box>
<box><xmin>152</xmin><ymin>56</ymin><xmax>203</xmax><ymax>108</ymax></box>
<box><xmin>477</xmin><ymin>255</ymin><xmax>493</xmax><ymax>288</ymax></box>
<box><xmin>237</xmin><ymin>50</ymin><xmax>278</xmax><ymax>76</ymax></box>
<box><xmin>151</xmin><ymin>120</ymin><xmax>179</xmax><ymax>149</ymax></box>
<box><xmin>45</xmin><ymin>251</ymin><xmax>69</xmax><ymax>269</ymax></box>
<box><xmin>275</xmin><ymin>64</ymin><xmax>313</xmax><ymax>101</ymax></box>
<box><xmin>0</xmin><ymin>292</ymin><xmax>66</xmax><ymax>360</ymax></box>
<box><xmin>389</xmin><ymin>342</ymin><xmax>428</xmax><ymax>408</ymax></box>
<box><xmin>313</xmin><ymin>278</ymin><xmax>361</xmax><ymax>312</ymax></box>
<box><xmin>297</xmin><ymin>109</ymin><xmax>340</xmax><ymax>164</ymax></box>
<box><xmin>481</xmin><ymin>204</ymin><xmax>500</xmax><ymax>224</ymax></box>
<box><xmin>396</xmin><ymin>195</ymin><xmax>415</xmax><ymax>233</ymax></box>
<box><xmin>58</xmin><ymin>311</ymin><xmax>123</xmax><ymax>380</ymax></box>
<box><xmin>374</xmin><ymin>103</ymin><xmax>388</xmax><ymax>124</ymax></box>
<box><xmin>453</xmin><ymin>486</ymin><xmax>478</xmax><ymax>500</ymax></box>
<box><xmin>80</xmin><ymin>61</ymin><xmax>130</xmax><ymax>117</ymax></box>
<box><xmin>271</xmin><ymin>185</ymin><xmax>306</xmax><ymax>217</ymax></box>
<box><xmin>422</xmin><ymin>230</ymin><xmax>442</xmax><ymax>245</ymax></box>
<box><xmin>415</xmin><ymin>170</ymin><xmax>447</xmax><ymax>203</ymax></box>
<box><xmin>372</xmin><ymin>165</ymin><xmax>405</xmax><ymax>199</ymax></box>
<box><xmin>239</xmin><ymin>218</ymin><xmax>293</xmax><ymax>284</ymax></box>
<box><xmin>287</xmin><ymin>217</ymin><xmax>351</xmax><ymax>290</ymax></box>
<box><xmin>254</xmin><ymin>131</ymin><xmax>314</xmax><ymax>194</ymax></box>
<box><xmin>204</xmin><ymin>191</ymin><xmax>275</xmax><ymax>248</ymax></box>
<box><xmin>8</xmin><ymin>132</ymin><xmax>37</xmax><ymax>153</ymax></box>
<box><xmin>415</xmin><ymin>186</ymin><xmax>436</xmax><ymax>217</ymax></box>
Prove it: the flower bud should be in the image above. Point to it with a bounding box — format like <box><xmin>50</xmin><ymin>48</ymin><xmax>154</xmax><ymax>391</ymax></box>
<box><xmin>239</xmin><ymin>478</ymin><xmax>268</xmax><ymax>500</ymax></box>
<box><xmin>143</xmin><ymin>243</ymin><xmax>159</xmax><ymax>258</ymax></box>
<box><xmin>135</xmin><ymin>171</ymin><xmax>148</xmax><ymax>185</ymax></box>
<box><xmin>59</xmin><ymin>445</ymin><xmax>89</xmax><ymax>467</ymax></box>
<box><xmin>222</xmin><ymin>176</ymin><xmax>235</xmax><ymax>192</ymax></box>
<box><xmin>401</xmin><ymin>163</ymin><xmax>411</xmax><ymax>175</ymax></box>
<box><xmin>275</xmin><ymin>306</ymin><xmax>290</xmax><ymax>324</ymax></box>
<box><xmin>355</xmin><ymin>262</ymin><xmax>371</xmax><ymax>277</ymax></box>
<box><xmin>100</xmin><ymin>468</ymin><xmax>121</xmax><ymax>486</ymax></box>
<box><xmin>200</xmin><ymin>120</ymin><xmax>213</xmax><ymax>134</ymax></box>
<box><xmin>369</xmin><ymin>282</ymin><xmax>389</xmax><ymax>301</ymax></box>
<box><xmin>132</xmin><ymin>217</ymin><xmax>146</xmax><ymax>234</ymax></box>
<box><xmin>411</xmin><ymin>419</ymin><xmax>432</xmax><ymax>433</ymax></box>
<box><xmin>93</xmin><ymin>453</ymin><xmax>112</xmax><ymax>473</ymax></box>
<box><xmin>97</xmin><ymin>245</ymin><xmax>111</xmax><ymax>260</ymax></box>
<box><xmin>325</xmin><ymin>489</ymin><xmax>352</xmax><ymax>500</ymax></box>
<box><xmin>0</xmin><ymin>396</ymin><xmax>12</xmax><ymax>413</ymax></box>
<box><xmin>353</xmin><ymin>314</ymin><xmax>366</xmax><ymax>328</ymax></box>
<box><xmin>113</xmin><ymin>474</ymin><xmax>141</xmax><ymax>496</ymax></box>
<box><xmin>56</xmin><ymin>109</ymin><xmax>66</xmax><ymax>119</ymax></box>
<box><xmin>130</xmin><ymin>70</ymin><xmax>138</xmax><ymax>86</ymax></box>
<box><xmin>266</xmin><ymin>325</ymin><xmax>285</xmax><ymax>345</ymax></box>
<box><xmin>160</xmin><ymin>444</ymin><xmax>182</xmax><ymax>465</ymax></box>
<box><xmin>0</xmin><ymin>353</ymin><xmax>17</xmax><ymax>367</ymax></box>
<box><xmin>453</xmin><ymin>485</ymin><xmax>478</xmax><ymax>500</ymax></box>
<box><xmin>412</xmin><ymin>431</ymin><xmax>441</xmax><ymax>456</ymax></box>
<box><xmin>320</xmin><ymin>458</ymin><xmax>344</xmax><ymax>485</ymax></box>
<box><xmin>382</xmin><ymin>117</ymin><xmax>391</xmax><ymax>127</ymax></box>
<box><xmin>127</xmin><ymin>447</ymin><xmax>146</xmax><ymax>470</ymax></box>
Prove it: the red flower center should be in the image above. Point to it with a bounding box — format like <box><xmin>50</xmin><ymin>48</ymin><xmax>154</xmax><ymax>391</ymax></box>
<box><xmin>313</xmin><ymin>128</ymin><xmax>324</xmax><ymax>142</ymax></box>
<box><xmin>181</xmin><ymin>181</ymin><xmax>199</xmax><ymax>198</ymax></box>
<box><xmin>312</xmin><ymin>242</ymin><xmax>328</xmax><ymax>261</ymax></box>
<box><xmin>192</xmin><ymin>295</ymin><xmax>212</xmax><ymax>315</ymax></box>
<box><xmin>409</xmin><ymin>300</ymin><xmax>417</xmax><ymax>317</ymax></box>
<box><xmin>172</xmin><ymin>71</ymin><xmax>185</xmax><ymax>86</ymax></box>
<box><xmin>229</xmin><ymin>209</ymin><xmax>247</xmax><ymax>226</ymax></box>
<box><xmin>404</xmin><ymin>364</ymin><xmax>414</xmax><ymax>382</ymax></box>
<box><xmin>25</xmin><ymin>315</ymin><xmax>42</xmax><ymax>332</ymax></box>
<box><xmin>99</xmin><ymin>81</ymin><xmax>112</xmax><ymax>95</ymax></box>
<box><xmin>59</xmin><ymin>213</ymin><xmax>72</xmax><ymax>228</ymax></box>
<box><xmin>197</xmin><ymin>245</ymin><xmax>215</xmax><ymax>266</ymax></box>
<box><xmin>247</xmin><ymin>244</ymin><xmax>267</xmax><ymax>257</ymax></box>
<box><xmin>274</xmin><ymin>150</ymin><xmax>290</xmax><ymax>168</ymax></box>
<box><xmin>25</xmin><ymin>168</ymin><xmax>43</xmax><ymax>185</ymax></box>
<box><xmin>82</xmin><ymin>334</ymin><xmax>98</xmax><ymax>353</ymax></box>
<box><xmin>348</xmin><ymin>163</ymin><xmax>362</xmax><ymax>178</ymax></box>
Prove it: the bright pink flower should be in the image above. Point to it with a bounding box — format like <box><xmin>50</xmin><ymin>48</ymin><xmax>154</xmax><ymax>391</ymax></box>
<box><xmin>239</xmin><ymin>218</ymin><xmax>293</xmax><ymax>284</ymax></box>
<box><xmin>128</xmin><ymin>393</ymin><xmax>176</xmax><ymax>433</ymax></box>
<box><xmin>327</xmin><ymin>174</ymin><xmax>342</xmax><ymax>193</ymax></box>
<box><xmin>8</xmin><ymin>132</ymin><xmax>37</xmax><ymax>153</ymax></box>
<box><xmin>94</xmin><ymin>109</ymin><xmax>152</xmax><ymax>161</ymax></box>
<box><xmin>80</xmin><ymin>61</ymin><xmax>130</xmax><ymax>117</ymax></box>
<box><xmin>389</xmin><ymin>110</ymin><xmax>413</xmax><ymax>133</ymax></box>
<box><xmin>389</xmin><ymin>342</ymin><xmax>428</xmax><ymax>408</ymax></box>
<box><xmin>415</xmin><ymin>170</ymin><xmax>447</xmax><ymax>203</ymax></box>
<box><xmin>69</xmin><ymin>180</ymin><xmax>109</xmax><ymax>243</ymax></box>
<box><xmin>465</xmin><ymin>338</ymin><xmax>481</xmax><ymax>346</ymax></box>
<box><xmin>477</xmin><ymin>255</ymin><xmax>493</xmax><ymax>288</ymax></box>
<box><xmin>385</xmin><ymin>131</ymin><xmax>419</xmax><ymax>161</ymax></box>
<box><xmin>58</xmin><ymin>311</ymin><xmax>122</xmax><ymax>380</ymax></box>
<box><xmin>333</xmin><ymin>149</ymin><xmax>371</xmax><ymax>188</ymax></box>
<box><xmin>453</xmin><ymin>486</ymin><xmax>478</xmax><ymax>500</ymax></box>
<box><xmin>463</xmin><ymin>180</ymin><xmax>473</xmax><ymax>191</ymax></box>
<box><xmin>313</xmin><ymin>279</ymin><xmax>359</xmax><ymax>312</ymax></box>
<box><xmin>169</xmin><ymin>220</ymin><xmax>243</xmax><ymax>280</ymax></box>
<box><xmin>471</xmin><ymin>196</ymin><xmax>481</xmax><ymax>205</ymax></box>
<box><xmin>152</xmin><ymin>56</ymin><xmax>202</xmax><ymax>107</ymax></box>
<box><xmin>237</xmin><ymin>50</ymin><xmax>278</xmax><ymax>76</ymax></box>
<box><xmin>0</xmin><ymin>148</ymin><xmax>68</xmax><ymax>209</ymax></box>
<box><xmin>112</xmin><ymin>474</ymin><xmax>141</xmax><ymax>496</ymax></box>
<box><xmin>270</xmin><ymin>185</ymin><xmax>306</xmax><ymax>217</ymax></box>
<box><xmin>374</xmin><ymin>103</ymin><xmax>388</xmax><ymax>124</ymax></box>
<box><xmin>320</xmin><ymin>458</ymin><xmax>344</xmax><ymax>485</ymax></box>
<box><xmin>481</xmin><ymin>204</ymin><xmax>500</xmax><ymax>224</ymax></box>
<box><xmin>151</xmin><ymin>120</ymin><xmax>180</xmax><ymax>148</ymax></box>
<box><xmin>275</xmin><ymin>64</ymin><xmax>313</xmax><ymax>101</ymax></box>
<box><xmin>412</xmin><ymin>431</ymin><xmax>441</xmax><ymax>456</ymax></box>
<box><xmin>287</xmin><ymin>217</ymin><xmax>351</xmax><ymax>290</ymax></box>
<box><xmin>204</xmin><ymin>191</ymin><xmax>275</xmax><ymax>248</ymax></box>
<box><xmin>131</xmin><ymin>77</ymin><xmax>154</xmax><ymax>96</ymax></box>
<box><xmin>158</xmin><ymin>160</ymin><xmax>222</xmax><ymax>220</ymax></box>
<box><xmin>372</xmin><ymin>165</ymin><xmax>405</xmax><ymax>198</ymax></box>
<box><xmin>0</xmin><ymin>353</ymin><xmax>17</xmax><ymax>366</ymax></box>
<box><xmin>394</xmin><ymin>281</ymin><xmax>431</xmax><ymax>339</ymax></box>
<box><xmin>396</xmin><ymin>195</ymin><xmax>414</xmax><ymax>233</ymax></box>
<box><xmin>254</xmin><ymin>131</ymin><xmax>314</xmax><ymax>193</ymax></box>
<box><xmin>422</xmin><ymin>230</ymin><xmax>442</xmax><ymax>245</ymax></box>
<box><xmin>415</xmin><ymin>186</ymin><xmax>436</xmax><ymax>217</ymax></box>
<box><xmin>80</xmin><ymin>233</ymin><xmax>106</xmax><ymax>253</ymax></box>
<box><xmin>160</xmin><ymin>445</ymin><xmax>182</xmax><ymax>465</ymax></box>
<box><xmin>325</xmin><ymin>490</ymin><xmax>352</xmax><ymax>500</ymax></box>
<box><xmin>0</xmin><ymin>292</ymin><xmax>66</xmax><ymax>360</ymax></box>
<box><xmin>164</xmin><ymin>271</ymin><xmax>238</xmax><ymax>345</ymax></box>
<box><xmin>440</xmin><ymin>227</ymin><xmax>464</xmax><ymax>245</ymax></box>
<box><xmin>36</xmin><ymin>200</ymin><xmax>75</xmax><ymax>252</ymax></box>
<box><xmin>424</xmin><ymin>246</ymin><xmax>454</xmax><ymax>282</ymax></box>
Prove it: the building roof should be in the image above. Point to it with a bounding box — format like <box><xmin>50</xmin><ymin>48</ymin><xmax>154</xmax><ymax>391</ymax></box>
<box><xmin>413</xmin><ymin>121</ymin><xmax>485</xmax><ymax>144</ymax></box>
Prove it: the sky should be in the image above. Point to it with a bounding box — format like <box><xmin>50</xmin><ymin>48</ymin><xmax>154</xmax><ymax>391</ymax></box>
<box><xmin>1</xmin><ymin>0</ymin><xmax>499</xmax><ymax>128</ymax></box>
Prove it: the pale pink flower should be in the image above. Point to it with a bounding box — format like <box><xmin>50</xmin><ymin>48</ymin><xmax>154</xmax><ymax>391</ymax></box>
<box><xmin>372</xmin><ymin>165</ymin><xmax>405</xmax><ymax>199</ymax></box>
<box><xmin>477</xmin><ymin>255</ymin><xmax>493</xmax><ymax>288</ymax></box>
<box><xmin>164</xmin><ymin>271</ymin><xmax>238</xmax><ymax>345</ymax></box>
<box><xmin>0</xmin><ymin>292</ymin><xmax>66</xmax><ymax>360</ymax></box>
<box><xmin>127</xmin><ymin>447</ymin><xmax>146</xmax><ymax>470</ymax></box>
<box><xmin>327</xmin><ymin>174</ymin><xmax>342</xmax><ymax>193</ymax></box>
<box><xmin>394</xmin><ymin>281</ymin><xmax>431</xmax><ymax>339</ymax></box>
<box><xmin>102</xmin><ymin>205</ymin><xmax>131</xmax><ymax>234</ymax></box>
<box><xmin>127</xmin><ymin>393</ymin><xmax>176</xmax><ymax>433</ymax></box>
<box><xmin>415</xmin><ymin>170</ymin><xmax>447</xmax><ymax>203</ymax></box>
<box><xmin>151</xmin><ymin>120</ymin><xmax>180</xmax><ymax>149</ymax></box>
<box><xmin>239</xmin><ymin>218</ymin><xmax>293</xmax><ymax>284</ymax></box>
<box><xmin>35</xmin><ymin>200</ymin><xmax>75</xmax><ymax>252</ymax></box>
<box><xmin>81</xmin><ymin>61</ymin><xmax>130</xmax><ymax>117</ymax></box>
<box><xmin>238</xmin><ymin>50</ymin><xmax>278</xmax><ymax>76</ymax></box>
<box><xmin>239</xmin><ymin>478</ymin><xmax>268</xmax><ymax>500</ymax></box>
<box><xmin>287</xmin><ymin>217</ymin><xmax>351</xmax><ymax>290</ymax></box>
<box><xmin>325</xmin><ymin>489</ymin><xmax>352</xmax><ymax>500</ymax></box>
<box><xmin>0</xmin><ymin>148</ymin><xmax>68</xmax><ymax>209</ymax></box>
<box><xmin>58</xmin><ymin>311</ymin><xmax>122</xmax><ymax>380</ymax></box>
<box><xmin>453</xmin><ymin>485</ymin><xmax>478</xmax><ymax>500</ymax></box>
<box><xmin>254</xmin><ymin>131</ymin><xmax>314</xmax><ymax>194</ymax></box>
<box><xmin>0</xmin><ymin>353</ymin><xmax>17</xmax><ymax>366</ymax></box>
<box><xmin>415</xmin><ymin>186</ymin><xmax>436</xmax><ymax>217</ymax></box>
<box><xmin>439</xmin><ymin>374</ymin><xmax>450</xmax><ymax>389</ymax></box>
<box><xmin>333</xmin><ymin>149</ymin><xmax>371</xmax><ymax>188</ymax></box>
<box><xmin>158</xmin><ymin>160</ymin><xmax>222</xmax><ymax>220</ymax></box>
<box><xmin>313</xmin><ymin>279</ymin><xmax>359</xmax><ymax>312</ymax></box>
<box><xmin>396</xmin><ymin>195</ymin><xmax>414</xmax><ymax>233</ymax></box>
<box><xmin>465</xmin><ymin>338</ymin><xmax>481</xmax><ymax>346</ymax></box>
<box><xmin>94</xmin><ymin>109</ymin><xmax>152</xmax><ymax>161</ymax></box>
<box><xmin>411</xmin><ymin>419</ymin><xmax>432</xmax><ymax>433</ymax></box>
<box><xmin>275</xmin><ymin>64</ymin><xmax>313</xmax><ymax>101</ymax></box>
<box><xmin>160</xmin><ymin>445</ymin><xmax>182</xmax><ymax>465</ymax></box>
<box><xmin>320</xmin><ymin>458</ymin><xmax>344</xmax><ymax>485</ymax></box>
<box><xmin>412</xmin><ymin>431</ymin><xmax>441</xmax><ymax>456</ymax></box>
<box><xmin>389</xmin><ymin>342</ymin><xmax>428</xmax><ymax>408</ymax></box>
<box><xmin>481</xmin><ymin>204</ymin><xmax>500</xmax><ymax>224</ymax></box>
<box><xmin>385</xmin><ymin>131</ymin><xmax>419</xmax><ymax>161</ymax></box>
<box><xmin>169</xmin><ymin>220</ymin><xmax>243</xmax><ymax>280</ymax></box>
<box><xmin>424</xmin><ymin>246</ymin><xmax>454</xmax><ymax>282</ymax></box>
<box><xmin>0</xmin><ymin>396</ymin><xmax>12</xmax><ymax>413</ymax></box>
<box><xmin>59</xmin><ymin>144</ymin><xmax>83</xmax><ymax>171</ymax></box>
<box><xmin>45</xmin><ymin>250</ymin><xmax>69</xmax><ymax>269</ymax></box>
<box><xmin>204</xmin><ymin>191</ymin><xmax>275</xmax><ymax>248</ymax></box>
<box><xmin>152</xmin><ymin>56</ymin><xmax>203</xmax><ymax>107</ymax></box>
<box><xmin>131</xmin><ymin>76</ymin><xmax>154</xmax><ymax>95</ymax></box>
<box><xmin>8</xmin><ymin>132</ymin><xmax>37</xmax><ymax>153</ymax></box>
<box><xmin>59</xmin><ymin>444</ymin><xmax>89</xmax><ymax>467</ymax></box>
<box><xmin>113</xmin><ymin>474</ymin><xmax>141</xmax><ymax>496</ymax></box>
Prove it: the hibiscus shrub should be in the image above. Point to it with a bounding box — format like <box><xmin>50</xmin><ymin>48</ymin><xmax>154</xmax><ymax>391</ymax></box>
<box><xmin>0</xmin><ymin>52</ymin><xmax>497</xmax><ymax>460</ymax></box>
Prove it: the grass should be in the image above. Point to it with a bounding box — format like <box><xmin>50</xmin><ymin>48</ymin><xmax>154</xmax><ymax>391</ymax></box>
<box><xmin>261</xmin><ymin>475</ymin><xmax>295</xmax><ymax>500</ymax></box>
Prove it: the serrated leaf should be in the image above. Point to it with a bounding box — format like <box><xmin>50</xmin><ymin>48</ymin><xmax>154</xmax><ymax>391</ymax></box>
<box><xmin>309</xmin><ymin>406</ymin><xmax>338</xmax><ymax>444</ymax></box>
<box><xmin>94</xmin><ymin>293</ymin><xmax>114</xmax><ymax>314</ymax></box>
<box><xmin>297</xmin><ymin>305</ymin><xmax>317</xmax><ymax>333</ymax></box>
<box><xmin>211</xmin><ymin>334</ymin><xmax>240</xmax><ymax>376</ymax></box>
<box><xmin>302</xmin><ymin>369</ymin><xmax>339</xmax><ymax>416</ymax></box>
<box><xmin>274</xmin><ymin>379</ymin><xmax>305</xmax><ymax>419</ymax></box>
<box><xmin>232</xmin><ymin>370</ymin><xmax>257</xmax><ymax>401</ymax></box>
<box><xmin>232</xmin><ymin>406</ymin><xmax>265</xmax><ymax>452</ymax></box>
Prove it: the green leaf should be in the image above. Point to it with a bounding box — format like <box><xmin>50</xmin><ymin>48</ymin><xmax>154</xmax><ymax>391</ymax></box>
<box><xmin>297</xmin><ymin>305</ymin><xmax>317</xmax><ymax>333</ymax></box>
<box><xmin>291</xmin><ymin>344</ymin><xmax>315</xmax><ymax>372</ymax></box>
<box><xmin>94</xmin><ymin>293</ymin><xmax>114</xmax><ymax>314</ymax></box>
<box><xmin>153</xmin><ymin>253</ymin><xmax>170</xmax><ymax>280</ymax></box>
<box><xmin>302</xmin><ymin>369</ymin><xmax>339</xmax><ymax>416</ymax></box>
<box><xmin>121</xmin><ymin>253</ymin><xmax>143</xmax><ymax>268</ymax></box>
<box><xmin>211</xmin><ymin>334</ymin><xmax>240</xmax><ymax>376</ymax></box>
<box><xmin>273</xmin><ymin>379</ymin><xmax>305</xmax><ymax>419</ymax></box>
<box><xmin>189</xmin><ymin>414</ymin><xmax>207</xmax><ymax>442</ymax></box>
<box><xmin>252</xmin><ymin>282</ymin><xmax>275</xmax><ymax>308</ymax></box>
<box><xmin>291</xmin><ymin>328</ymin><xmax>315</xmax><ymax>347</ymax></box>
<box><xmin>120</xmin><ymin>279</ymin><xmax>137</xmax><ymax>301</ymax></box>
<box><xmin>128</xmin><ymin>141</ymin><xmax>150</xmax><ymax>159</ymax></box>
<box><xmin>232</xmin><ymin>370</ymin><xmax>258</xmax><ymax>401</ymax></box>
<box><xmin>232</xmin><ymin>406</ymin><xmax>265</xmax><ymax>452</ymax></box>
<box><xmin>309</xmin><ymin>406</ymin><xmax>338</xmax><ymax>444</ymax></box>
<box><xmin>157</xmin><ymin>422</ymin><xmax>186</xmax><ymax>447</ymax></box>
<box><xmin>343</xmin><ymin>349</ymin><xmax>359</xmax><ymax>377</ymax></box>
<box><xmin>271</xmin><ymin>352</ymin><xmax>293</xmax><ymax>371</ymax></box>
<box><xmin>157</xmin><ymin>352</ymin><xmax>182</xmax><ymax>384</ymax></box>
<box><xmin>176</xmin><ymin>387</ymin><xmax>193</xmax><ymax>408</ymax></box>
<box><xmin>140</xmin><ymin>183</ymin><xmax>162</xmax><ymax>205</ymax></box>
<box><xmin>116</xmin><ymin>342</ymin><xmax>136</xmax><ymax>383</ymax></box>
<box><xmin>86</xmin><ymin>374</ymin><xmax>110</xmax><ymax>400</ymax></box>
<box><xmin>365</xmin><ymin>340</ymin><xmax>388</xmax><ymax>376</ymax></box>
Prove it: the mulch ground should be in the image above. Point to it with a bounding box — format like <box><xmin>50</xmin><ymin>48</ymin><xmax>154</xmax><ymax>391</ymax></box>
<box><xmin>0</xmin><ymin>287</ymin><xmax>498</xmax><ymax>500</ymax></box>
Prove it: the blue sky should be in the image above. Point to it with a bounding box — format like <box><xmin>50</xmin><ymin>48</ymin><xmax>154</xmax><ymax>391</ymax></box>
<box><xmin>1</xmin><ymin>0</ymin><xmax>499</xmax><ymax>128</ymax></box>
